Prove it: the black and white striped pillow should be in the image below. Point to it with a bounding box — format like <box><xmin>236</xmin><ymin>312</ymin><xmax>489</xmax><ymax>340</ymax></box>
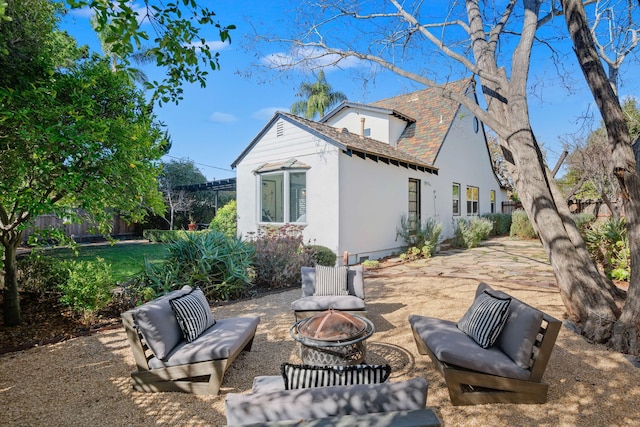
<box><xmin>169</xmin><ymin>287</ymin><xmax>216</xmax><ymax>343</ymax></box>
<box><xmin>281</xmin><ymin>363</ymin><xmax>391</xmax><ymax>390</ymax></box>
<box><xmin>313</xmin><ymin>265</ymin><xmax>349</xmax><ymax>296</ymax></box>
<box><xmin>457</xmin><ymin>290</ymin><xmax>511</xmax><ymax>348</ymax></box>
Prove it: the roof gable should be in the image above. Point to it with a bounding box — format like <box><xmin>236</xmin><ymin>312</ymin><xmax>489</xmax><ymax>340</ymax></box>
<box><xmin>321</xmin><ymin>101</ymin><xmax>416</xmax><ymax>125</ymax></box>
<box><xmin>371</xmin><ymin>78</ymin><xmax>474</xmax><ymax>164</ymax></box>
<box><xmin>279</xmin><ymin>112</ymin><xmax>437</xmax><ymax>173</ymax></box>
<box><xmin>231</xmin><ymin>111</ymin><xmax>437</xmax><ymax>174</ymax></box>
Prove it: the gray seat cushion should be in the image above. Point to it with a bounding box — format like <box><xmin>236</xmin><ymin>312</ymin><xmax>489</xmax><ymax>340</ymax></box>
<box><xmin>291</xmin><ymin>295</ymin><xmax>366</xmax><ymax>311</ymax></box>
<box><xmin>133</xmin><ymin>285</ymin><xmax>192</xmax><ymax>360</ymax></box>
<box><xmin>148</xmin><ymin>316</ymin><xmax>260</xmax><ymax>369</ymax></box>
<box><xmin>477</xmin><ymin>283</ymin><xmax>544</xmax><ymax>369</ymax></box>
<box><xmin>225</xmin><ymin>377</ymin><xmax>428</xmax><ymax>425</ymax></box>
<box><xmin>409</xmin><ymin>315</ymin><xmax>531</xmax><ymax>381</ymax></box>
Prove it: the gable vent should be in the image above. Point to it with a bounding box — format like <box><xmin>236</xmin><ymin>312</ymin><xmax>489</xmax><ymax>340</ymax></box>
<box><xmin>276</xmin><ymin>121</ymin><xmax>284</xmax><ymax>137</ymax></box>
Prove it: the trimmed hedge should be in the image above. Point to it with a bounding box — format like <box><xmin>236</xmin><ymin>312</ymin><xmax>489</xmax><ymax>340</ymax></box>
<box><xmin>510</xmin><ymin>210</ymin><xmax>537</xmax><ymax>239</ymax></box>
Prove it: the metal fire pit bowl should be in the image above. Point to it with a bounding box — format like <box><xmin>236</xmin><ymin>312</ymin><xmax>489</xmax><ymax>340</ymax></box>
<box><xmin>290</xmin><ymin>310</ymin><xmax>375</xmax><ymax>366</ymax></box>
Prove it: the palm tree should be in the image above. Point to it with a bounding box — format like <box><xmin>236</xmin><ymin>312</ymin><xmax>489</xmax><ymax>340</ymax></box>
<box><xmin>290</xmin><ymin>70</ymin><xmax>347</xmax><ymax>120</ymax></box>
<box><xmin>91</xmin><ymin>16</ymin><xmax>152</xmax><ymax>84</ymax></box>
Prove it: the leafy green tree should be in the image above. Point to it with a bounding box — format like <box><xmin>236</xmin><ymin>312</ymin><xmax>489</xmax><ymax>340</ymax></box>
<box><xmin>290</xmin><ymin>70</ymin><xmax>347</xmax><ymax>120</ymax></box>
<box><xmin>65</xmin><ymin>0</ymin><xmax>235</xmax><ymax>105</ymax></box>
<box><xmin>0</xmin><ymin>1</ymin><xmax>166</xmax><ymax>326</ymax></box>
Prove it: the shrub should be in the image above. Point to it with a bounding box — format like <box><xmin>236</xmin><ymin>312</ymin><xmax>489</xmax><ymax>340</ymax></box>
<box><xmin>584</xmin><ymin>217</ymin><xmax>630</xmax><ymax>282</ymax></box>
<box><xmin>453</xmin><ymin>217</ymin><xmax>493</xmax><ymax>248</ymax></box>
<box><xmin>58</xmin><ymin>257</ymin><xmax>115</xmax><ymax>323</ymax></box>
<box><xmin>481</xmin><ymin>213</ymin><xmax>512</xmax><ymax>236</ymax></box>
<box><xmin>362</xmin><ymin>259</ymin><xmax>380</xmax><ymax>269</ymax></box>
<box><xmin>308</xmin><ymin>245</ymin><xmax>337</xmax><ymax>266</ymax></box>
<box><xmin>209</xmin><ymin>200</ymin><xmax>237</xmax><ymax>238</ymax></box>
<box><xmin>396</xmin><ymin>215</ymin><xmax>442</xmax><ymax>258</ymax></box>
<box><xmin>510</xmin><ymin>210</ymin><xmax>537</xmax><ymax>239</ymax></box>
<box><xmin>572</xmin><ymin>212</ymin><xmax>596</xmax><ymax>233</ymax></box>
<box><xmin>142</xmin><ymin>230</ymin><xmax>254</xmax><ymax>301</ymax></box>
<box><xmin>18</xmin><ymin>251</ymin><xmax>69</xmax><ymax>299</ymax></box>
<box><xmin>143</xmin><ymin>229</ymin><xmax>187</xmax><ymax>243</ymax></box>
<box><xmin>248</xmin><ymin>224</ymin><xmax>314</xmax><ymax>291</ymax></box>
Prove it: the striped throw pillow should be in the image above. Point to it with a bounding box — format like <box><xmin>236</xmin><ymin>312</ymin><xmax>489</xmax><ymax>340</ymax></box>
<box><xmin>169</xmin><ymin>287</ymin><xmax>216</xmax><ymax>343</ymax></box>
<box><xmin>457</xmin><ymin>290</ymin><xmax>511</xmax><ymax>348</ymax></box>
<box><xmin>281</xmin><ymin>363</ymin><xmax>391</xmax><ymax>390</ymax></box>
<box><xmin>313</xmin><ymin>265</ymin><xmax>349</xmax><ymax>296</ymax></box>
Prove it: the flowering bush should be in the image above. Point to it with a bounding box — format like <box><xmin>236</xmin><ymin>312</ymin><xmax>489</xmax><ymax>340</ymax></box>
<box><xmin>247</xmin><ymin>224</ymin><xmax>314</xmax><ymax>291</ymax></box>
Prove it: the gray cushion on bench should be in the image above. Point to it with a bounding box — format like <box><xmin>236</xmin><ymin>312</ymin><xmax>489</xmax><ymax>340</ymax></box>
<box><xmin>408</xmin><ymin>315</ymin><xmax>530</xmax><ymax>381</ymax></box>
<box><xmin>225</xmin><ymin>377</ymin><xmax>428</xmax><ymax>425</ymax></box>
<box><xmin>134</xmin><ymin>285</ymin><xmax>192</xmax><ymax>360</ymax></box>
<box><xmin>290</xmin><ymin>295</ymin><xmax>366</xmax><ymax>311</ymax></box>
<box><xmin>477</xmin><ymin>283</ymin><xmax>544</xmax><ymax>369</ymax></box>
<box><xmin>148</xmin><ymin>316</ymin><xmax>260</xmax><ymax>369</ymax></box>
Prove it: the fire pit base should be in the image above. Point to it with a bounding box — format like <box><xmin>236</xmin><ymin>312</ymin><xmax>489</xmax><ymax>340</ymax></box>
<box><xmin>299</xmin><ymin>341</ymin><xmax>366</xmax><ymax>366</ymax></box>
<box><xmin>290</xmin><ymin>311</ymin><xmax>375</xmax><ymax>367</ymax></box>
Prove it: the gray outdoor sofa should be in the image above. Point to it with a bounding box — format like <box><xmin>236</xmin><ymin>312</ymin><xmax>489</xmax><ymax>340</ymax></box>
<box><xmin>409</xmin><ymin>282</ymin><xmax>561</xmax><ymax>405</ymax></box>
<box><xmin>225</xmin><ymin>375</ymin><xmax>440</xmax><ymax>426</ymax></box>
<box><xmin>121</xmin><ymin>285</ymin><xmax>260</xmax><ymax>395</ymax></box>
<box><xmin>291</xmin><ymin>265</ymin><xmax>366</xmax><ymax>321</ymax></box>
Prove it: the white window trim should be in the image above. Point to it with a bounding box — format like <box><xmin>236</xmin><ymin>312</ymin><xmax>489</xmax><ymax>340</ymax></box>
<box><xmin>452</xmin><ymin>182</ymin><xmax>461</xmax><ymax>216</ymax></box>
<box><xmin>258</xmin><ymin>170</ymin><xmax>307</xmax><ymax>224</ymax></box>
<box><xmin>466</xmin><ymin>185</ymin><xmax>479</xmax><ymax>216</ymax></box>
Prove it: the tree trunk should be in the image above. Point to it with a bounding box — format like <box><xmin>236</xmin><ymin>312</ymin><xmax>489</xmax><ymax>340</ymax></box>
<box><xmin>1</xmin><ymin>231</ymin><xmax>22</xmax><ymax>326</ymax></box>
<box><xmin>466</xmin><ymin>0</ymin><xmax>621</xmax><ymax>343</ymax></box>
<box><xmin>562</xmin><ymin>0</ymin><xmax>640</xmax><ymax>355</ymax></box>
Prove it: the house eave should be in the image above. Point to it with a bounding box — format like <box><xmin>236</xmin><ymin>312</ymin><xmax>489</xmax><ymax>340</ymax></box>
<box><xmin>343</xmin><ymin>148</ymin><xmax>438</xmax><ymax>175</ymax></box>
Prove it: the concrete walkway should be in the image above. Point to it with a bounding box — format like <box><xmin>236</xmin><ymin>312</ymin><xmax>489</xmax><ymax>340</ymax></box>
<box><xmin>366</xmin><ymin>236</ymin><xmax>557</xmax><ymax>288</ymax></box>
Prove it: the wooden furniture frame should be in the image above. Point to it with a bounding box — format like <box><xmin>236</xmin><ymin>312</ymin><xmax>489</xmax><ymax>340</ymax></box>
<box><xmin>121</xmin><ymin>311</ymin><xmax>255</xmax><ymax>395</ymax></box>
<box><xmin>411</xmin><ymin>311</ymin><xmax>561</xmax><ymax>405</ymax></box>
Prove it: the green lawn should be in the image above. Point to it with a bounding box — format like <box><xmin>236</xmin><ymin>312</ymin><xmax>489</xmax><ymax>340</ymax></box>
<box><xmin>46</xmin><ymin>242</ymin><xmax>169</xmax><ymax>283</ymax></box>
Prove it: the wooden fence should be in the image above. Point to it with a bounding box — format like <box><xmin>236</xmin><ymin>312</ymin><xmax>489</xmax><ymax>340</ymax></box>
<box><xmin>21</xmin><ymin>213</ymin><xmax>137</xmax><ymax>245</ymax></box>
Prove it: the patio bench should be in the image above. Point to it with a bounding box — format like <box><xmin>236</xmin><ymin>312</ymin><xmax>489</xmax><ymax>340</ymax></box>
<box><xmin>225</xmin><ymin>374</ymin><xmax>439</xmax><ymax>426</ymax></box>
<box><xmin>121</xmin><ymin>285</ymin><xmax>260</xmax><ymax>395</ymax></box>
<box><xmin>409</xmin><ymin>282</ymin><xmax>561</xmax><ymax>405</ymax></box>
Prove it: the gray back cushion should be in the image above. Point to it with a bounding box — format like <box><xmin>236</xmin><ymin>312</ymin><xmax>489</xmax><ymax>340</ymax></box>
<box><xmin>300</xmin><ymin>265</ymin><xmax>365</xmax><ymax>299</ymax></box>
<box><xmin>477</xmin><ymin>283</ymin><xmax>543</xmax><ymax>369</ymax></box>
<box><xmin>134</xmin><ymin>285</ymin><xmax>191</xmax><ymax>360</ymax></box>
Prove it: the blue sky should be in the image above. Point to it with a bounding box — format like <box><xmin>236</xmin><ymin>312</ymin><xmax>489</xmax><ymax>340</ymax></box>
<box><xmin>61</xmin><ymin>1</ymin><xmax>640</xmax><ymax>181</ymax></box>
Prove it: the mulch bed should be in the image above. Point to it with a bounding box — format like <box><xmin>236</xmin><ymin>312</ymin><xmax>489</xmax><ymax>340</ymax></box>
<box><xmin>0</xmin><ymin>291</ymin><xmax>120</xmax><ymax>356</ymax></box>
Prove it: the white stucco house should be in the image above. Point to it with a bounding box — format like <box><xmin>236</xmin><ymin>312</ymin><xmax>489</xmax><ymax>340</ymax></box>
<box><xmin>231</xmin><ymin>78</ymin><xmax>508</xmax><ymax>264</ymax></box>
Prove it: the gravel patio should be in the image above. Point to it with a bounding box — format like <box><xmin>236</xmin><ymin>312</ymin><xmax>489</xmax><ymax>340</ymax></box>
<box><xmin>1</xmin><ymin>237</ymin><xmax>638</xmax><ymax>426</ymax></box>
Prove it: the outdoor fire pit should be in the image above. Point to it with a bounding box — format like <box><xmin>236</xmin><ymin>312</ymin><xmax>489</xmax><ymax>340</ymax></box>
<box><xmin>290</xmin><ymin>310</ymin><xmax>375</xmax><ymax>366</ymax></box>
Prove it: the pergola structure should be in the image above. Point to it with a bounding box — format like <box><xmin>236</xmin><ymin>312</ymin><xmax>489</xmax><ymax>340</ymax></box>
<box><xmin>175</xmin><ymin>178</ymin><xmax>237</xmax><ymax>216</ymax></box>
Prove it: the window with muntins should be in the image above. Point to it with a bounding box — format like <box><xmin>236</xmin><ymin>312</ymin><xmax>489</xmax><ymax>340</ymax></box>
<box><xmin>490</xmin><ymin>190</ymin><xmax>496</xmax><ymax>214</ymax></box>
<box><xmin>260</xmin><ymin>171</ymin><xmax>306</xmax><ymax>223</ymax></box>
<box><xmin>408</xmin><ymin>178</ymin><xmax>421</xmax><ymax>229</ymax></box>
<box><xmin>467</xmin><ymin>186</ymin><xmax>479</xmax><ymax>215</ymax></box>
<box><xmin>452</xmin><ymin>183</ymin><xmax>461</xmax><ymax>215</ymax></box>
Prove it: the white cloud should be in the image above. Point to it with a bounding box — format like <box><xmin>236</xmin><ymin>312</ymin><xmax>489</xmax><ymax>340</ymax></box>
<box><xmin>209</xmin><ymin>112</ymin><xmax>238</xmax><ymax>123</ymax></box>
<box><xmin>69</xmin><ymin>2</ymin><xmax>151</xmax><ymax>24</ymax></box>
<box><xmin>261</xmin><ymin>46</ymin><xmax>364</xmax><ymax>72</ymax></box>
<box><xmin>185</xmin><ymin>40</ymin><xmax>230</xmax><ymax>52</ymax></box>
<box><xmin>252</xmin><ymin>107</ymin><xmax>288</xmax><ymax>120</ymax></box>
<box><xmin>69</xmin><ymin>7</ymin><xmax>94</xmax><ymax>18</ymax></box>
